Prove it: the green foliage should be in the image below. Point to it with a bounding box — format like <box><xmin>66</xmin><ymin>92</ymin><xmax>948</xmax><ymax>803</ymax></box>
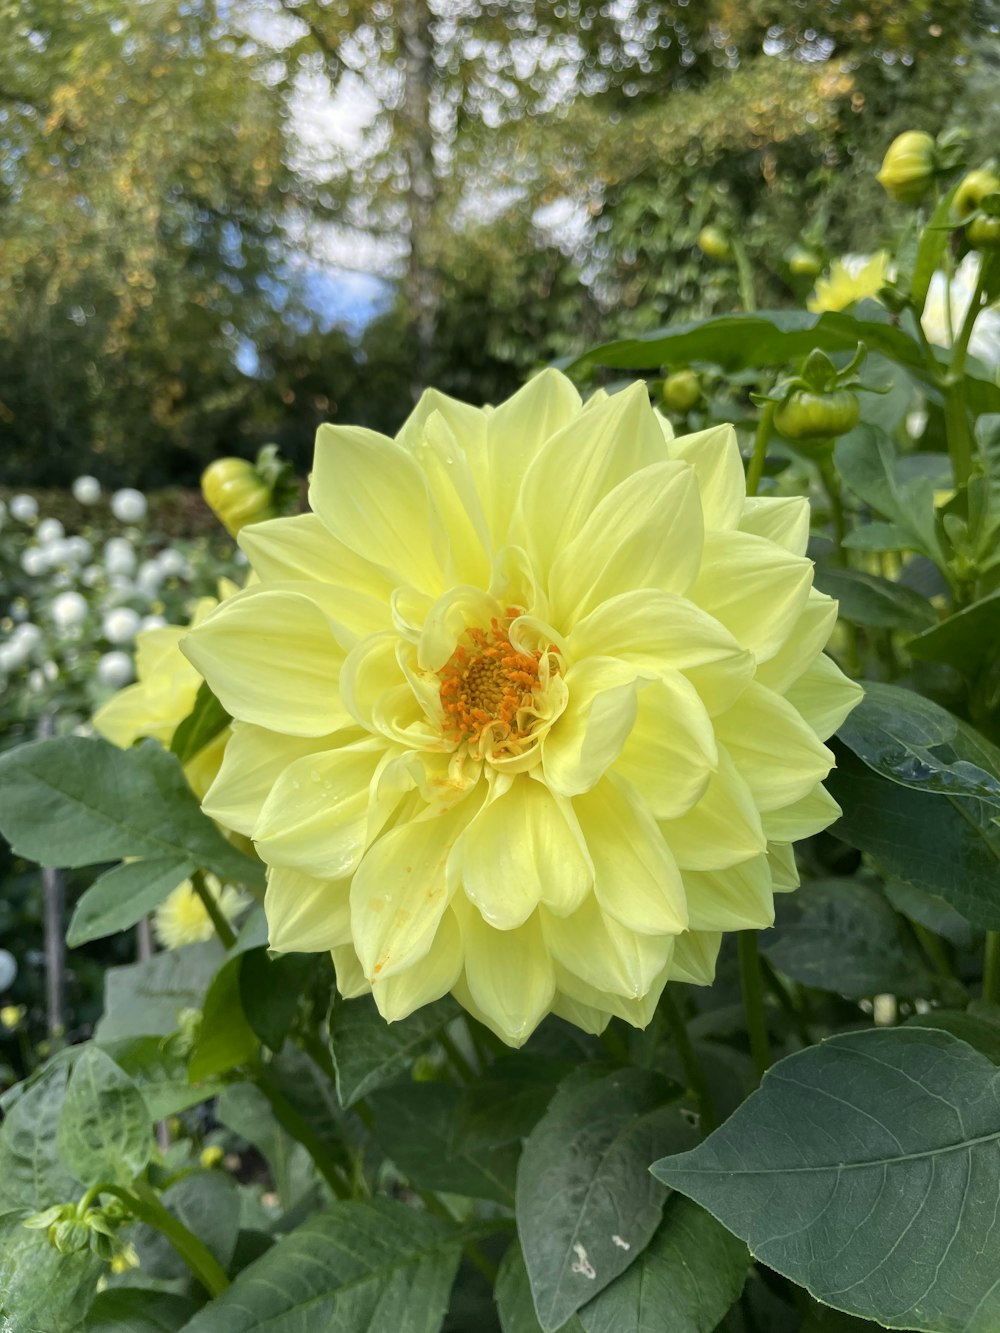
<box><xmin>57</xmin><ymin>1046</ymin><xmax>150</xmax><ymax>1187</ymax></box>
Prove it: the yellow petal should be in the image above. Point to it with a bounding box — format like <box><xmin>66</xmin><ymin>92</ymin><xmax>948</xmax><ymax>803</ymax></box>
<box><xmin>552</xmin><ymin>961</ymin><xmax>672</xmax><ymax>1028</ymax></box>
<box><xmin>449</xmin><ymin>775</ymin><xmax>592</xmax><ymax>928</ymax></box>
<box><xmin>411</xmin><ymin>410</ymin><xmax>492</xmax><ymax>587</ymax></box>
<box><xmin>612</xmin><ymin>669</ymin><xmax>717</xmax><ymax>820</ymax></box>
<box><xmin>340</xmin><ymin>632</ymin><xmax>406</xmax><ymax>731</ymax></box>
<box><xmin>688</xmin><ymin>530</ymin><xmax>813</xmax><ymax>662</ymax></box>
<box><xmin>332</xmin><ymin>945</ymin><xmax>371</xmax><ymax>998</ymax></box>
<box><xmin>183</xmin><ymin>728</ymin><xmax>229</xmax><ymax>803</ymax></box>
<box><xmin>541</xmin><ymin>897</ymin><xmax>673</xmax><ymax>1000</ymax></box>
<box><xmin>663</xmin><ymin>747</ymin><xmax>767</xmax><ymax>871</ymax></box>
<box><xmin>684</xmin><ymin>854</ymin><xmax>775</xmax><ymax>931</ymax></box>
<box><xmin>486</xmin><ymin>368</ymin><xmax>582</xmax><ymax>539</ymax></box>
<box><xmin>547</xmin><ymin>461</ymin><xmax>703</xmax><ymax>626</ymax></box>
<box><xmin>396</xmin><ymin>386</ymin><xmax>490</xmax><ymax>506</ymax></box>
<box><xmin>93</xmin><ymin>683</ymin><xmax>177</xmax><ymax>749</ymax></box>
<box><xmin>372</xmin><ymin>908</ymin><xmax>463</xmax><ymax>1022</ymax></box>
<box><xmin>541</xmin><ymin>657</ymin><xmax>643</xmax><ymax>797</ymax></box>
<box><xmin>266</xmin><ymin>865</ymin><xmax>352</xmax><ymax>952</ymax></box>
<box><xmin>350</xmin><ymin>801</ymin><xmax>477</xmax><ymax>983</ymax></box>
<box><xmin>183</xmin><ymin>586</ymin><xmax>357</xmax><ymax>737</ymax></box>
<box><xmin>549</xmin><ymin>993</ymin><xmax>612</xmax><ymax>1036</ymax></box>
<box><xmin>253</xmin><ymin>741</ymin><xmax>389</xmax><ymax>879</ymax></box>
<box><xmin>573</xmin><ymin>776</ymin><xmax>688</xmax><ymax>935</ymax></box>
<box><xmin>739</xmin><ymin>496</ymin><xmax>810</xmax><ymax>556</ymax></box>
<box><xmin>714</xmin><ymin>682</ymin><xmax>834</xmax><ymax>813</ymax></box>
<box><xmin>669</xmin><ymin>931</ymin><xmax>721</xmax><ymax>986</ymax></box>
<box><xmin>784</xmin><ymin>653</ymin><xmax>864</xmax><ymax>740</ymax></box>
<box><xmin>514</xmin><ymin>382</ymin><xmax>664</xmax><ymax>576</ymax></box>
<box><xmin>202</xmin><ymin>723</ymin><xmax>339</xmax><ymax>837</ymax></box>
<box><xmin>768</xmin><ymin>841</ymin><xmax>800</xmax><ymax>893</ymax></box>
<box><xmin>240</xmin><ymin>514</ymin><xmax>395</xmax><ymax>599</ymax></box>
<box><xmin>458</xmin><ymin>908</ymin><xmax>555</xmax><ymax>1047</ymax></box>
<box><xmin>754</xmin><ymin>590</ymin><xmax>838</xmax><ymax>693</ymax></box>
<box><xmin>762</xmin><ymin>783</ymin><xmax>841</xmax><ymax>842</ymax></box>
<box><xmin>309</xmin><ymin>424</ymin><xmax>448</xmax><ymax>593</ymax></box>
<box><xmin>666</xmin><ymin>424</ymin><xmax>744</xmax><ymax>530</ymax></box>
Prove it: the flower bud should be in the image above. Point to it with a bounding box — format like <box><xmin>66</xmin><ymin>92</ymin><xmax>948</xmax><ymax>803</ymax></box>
<box><xmin>953</xmin><ymin>167</ymin><xmax>1000</xmax><ymax>219</ymax></box>
<box><xmin>774</xmin><ymin>389</ymin><xmax>860</xmax><ymax>447</ymax></box>
<box><xmin>876</xmin><ymin>131</ymin><xmax>936</xmax><ymax>204</ymax></box>
<box><xmin>697</xmin><ymin>226</ymin><xmax>731</xmax><ymax>260</ymax></box>
<box><xmin>660</xmin><ymin>369</ymin><xmax>701</xmax><ymax>413</ymax></box>
<box><xmin>788</xmin><ymin>247</ymin><xmax>823</xmax><ymax>278</ymax></box>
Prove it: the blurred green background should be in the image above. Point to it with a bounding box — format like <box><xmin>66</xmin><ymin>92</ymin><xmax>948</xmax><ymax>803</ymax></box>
<box><xmin>1</xmin><ymin>0</ymin><xmax>998</xmax><ymax>490</ymax></box>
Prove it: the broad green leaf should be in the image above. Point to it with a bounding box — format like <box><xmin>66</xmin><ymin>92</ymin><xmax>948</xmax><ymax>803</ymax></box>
<box><xmin>239</xmin><ymin>948</ymin><xmax>319</xmax><ymax>1052</ymax></box>
<box><xmin>368</xmin><ymin>1081</ymin><xmax>519</xmax><ymax>1204</ymax></box>
<box><xmin>0</xmin><ymin>1213</ymin><xmax>102</xmax><ymax>1332</ymax></box>
<box><xmin>840</xmin><ymin>522</ymin><xmax>914</xmax><ymax>552</ymax></box>
<box><xmin>68</xmin><ymin>855</ymin><xmax>193</xmax><ymax>947</ymax></box>
<box><xmin>902</xmin><ymin>1009</ymin><xmax>1000</xmax><ymax>1065</ymax></box>
<box><xmin>834</xmin><ymin>426</ymin><xmax>945</xmax><ymax>561</ymax></box>
<box><xmin>760</xmin><ymin>878</ymin><xmax>934</xmax><ymax>998</ymax></box>
<box><xmin>84</xmin><ymin>1289</ymin><xmax>201</xmax><ymax>1333</ymax></box>
<box><xmin>95</xmin><ymin>941</ymin><xmax>224</xmax><ymax>1041</ymax></box>
<box><xmin>0</xmin><ymin>1064</ymin><xmax>78</xmax><ymax>1213</ymax></box>
<box><xmin>99</xmin><ymin>1036</ymin><xmax>225</xmax><ymax>1120</ymax></box>
<box><xmin>516</xmin><ymin>1066</ymin><xmax>694</xmax><ymax>1332</ymax></box>
<box><xmin>171</xmin><ymin>680</ymin><xmax>230</xmax><ymax>766</ymax></box>
<box><xmin>577</xmin><ymin>1196</ymin><xmax>750</xmax><ymax>1333</ymax></box>
<box><xmin>216</xmin><ymin>1082</ymin><xmax>315</xmax><ymax>1210</ymax></box>
<box><xmin>456</xmin><ymin>1053</ymin><xmax>573</xmax><ymax>1151</ymax></box>
<box><xmin>266</xmin><ymin>1044</ymin><xmax>352</xmax><ymax>1176</ymax></box>
<box><xmin>0</xmin><ymin>735</ymin><xmax>261</xmax><ymax>883</ymax></box>
<box><xmin>495</xmin><ymin>1245</ymin><xmax>584</xmax><ymax>1333</ymax></box>
<box><xmin>188</xmin><ymin>955</ymin><xmax>259</xmax><ymax>1081</ymax></box>
<box><xmin>812</xmin><ymin>565</ymin><xmax>936</xmax><ymax>631</ymax></box>
<box><xmin>837</xmin><ymin>682</ymin><xmax>1000</xmax><ymax>809</ymax></box>
<box><xmin>132</xmin><ymin>1171</ymin><xmax>240</xmax><ymax>1279</ymax></box>
<box><xmin>652</xmin><ymin>1027</ymin><xmax>1000</xmax><ymax>1332</ymax></box>
<box><xmin>328</xmin><ymin>993</ymin><xmax>460</xmax><ymax>1107</ymax></box>
<box><xmin>177</xmin><ymin>1199</ymin><xmax>463</xmax><ymax>1332</ymax></box>
<box><xmin>907</xmin><ymin>589</ymin><xmax>1000</xmax><ymax>678</ymax></box>
<box><xmin>884</xmin><ymin>880</ymin><xmax>981</xmax><ymax>948</ymax></box>
<box><xmin>828</xmin><ymin>742</ymin><xmax>1000</xmax><ymax>928</ymax></box>
<box><xmin>565</xmin><ymin>305</ymin><xmax>1000</xmax><ymax>416</ymax></box>
<box><xmin>57</xmin><ymin>1046</ymin><xmax>151</xmax><ymax>1187</ymax></box>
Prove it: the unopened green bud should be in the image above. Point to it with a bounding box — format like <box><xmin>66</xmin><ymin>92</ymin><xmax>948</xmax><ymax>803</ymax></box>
<box><xmin>876</xmin><ymin>131</ymin><xmax>936</xmax><ymax>204</ymax></box>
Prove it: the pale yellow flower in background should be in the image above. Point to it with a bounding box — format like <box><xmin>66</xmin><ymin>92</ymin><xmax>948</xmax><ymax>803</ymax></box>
<box><xmin>808</xmin><ymin>252</ymin><xmax>890</xmax><ymax>313</ymax></box>
<box><xmin>153</xmin><ymin>873</ymin><xmax>245</xmax><ymax>949</ymax></box>
<box><xmin>183</xmin><ymin>370</ymin><xmax>862</xmax><ymax>1046</ymax></box>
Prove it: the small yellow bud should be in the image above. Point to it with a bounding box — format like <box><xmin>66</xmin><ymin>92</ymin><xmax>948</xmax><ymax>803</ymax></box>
<box><xmin>953</xmin><ymin>168</ymin><xmax>1000</xmax><ymax>219</ymax></box>
<box><xmin>201</xmin><ymin>457</ymin><xmax>276</xmax><ymax>538</ymax></box>
<box><xmin>876</xmin><ymin>131</ymin><xmax>936</xmax><ymax>204</ymax></box>
<box><xmin>0</xmin><ymin>1004</ymin><xmax>24</xmax><ymax>1029</ymax></box>
<box><xmin>660</xmin><ymin>369</ymin><xmax>701</xmax><ymax>413</ymax></box>
<box><xmin>200</xmin><ymin>1145</ymin><xmax>225</xmax><ymax>1169</ymax></box>
<box><xmin>697</xmin><ymin>226</ymin><xmax>731</xmax><ymax>260</ymax></box>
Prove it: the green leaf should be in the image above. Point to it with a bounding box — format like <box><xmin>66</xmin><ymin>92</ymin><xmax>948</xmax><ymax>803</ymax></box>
<box><xmin>495</xmin><ymin>1245</ymin><xmax>584</xmax><ymax>1333</ymax></box>
<box><xmin>68</xmin><ymin>856</ymin><xmax>194</xmax><ymax>947</ymax></box>
<box><xmin>176</xmin><ymin>1199</ymin><xmax>463</xmax><ymax>1332</ymax></box>
<box><xmin>910</xmin><ymin>187</ymin><xmax>958</xmax><ymax>314</ymax></box>
<box><xmin>95</xmin><ymin>941</ymin><xmax>224</xmax><ymax>1041</ymax></box>
<box><xmin>368</xmin><ymin>1082</ymin><xmax>519</xmax><ymax>1204</ymax></box>
<box><xmin>760</xmin><ymin>877</ymin><xmax>933</xmax><ymax>998</ymax></box>
<box><xmin>99</xmin><ymin>1036</ymin><xmax>225</xmax><ymax>1120</ymax></box>
<box><xmin>57</xmin><ymin>1046</ymin><xmax>151</xmax><ymax>1188</ymax></box>
<box><xmin>328</xmin><ymin>993</ymin><xmax>460</xmax><ymax>1108</ymax></box>
<box><xmin>216</xmin><ymin>1082</ymin><xmax>315</xmax><ymax>1211</ymax></box>
<box><xmin>0</xmin><ymin>1213</ymin><xmax>102</xmax><ymax>1332</ymax></box>
<box><xmin>576</xmin><ymin>1196</ymin><xmax>750</xmax><ymax>1333</ymax></box>
<box><xmin>239</xmin><ymin>949</ymin><xmax>318</xmax><ymax>1052</ymax></box>
<box><xmin>0</xmin><ymin>1064</ymin><xmax>78</xmax><ymax>1213</ymax></box>
<box><xmin>132</xmin><ymin>1171</ymin><xmax>240</xmax><ymax>1280</ymax></box>
<box><xmin>0</xmin><ymin>735</ymin><xmax>261</xmax><ymax>887</ymax></box>
<box><xmin>837</xmin><ymin>681</ymin><xmax>1000</xmax><ymax>809</ymax></box>
<box><xmin>566</xmin><ymin>305</ymin><xmax>1000</xmax><ymax>416</ymax></box>
<box><xmin>516</xmin><ymin>1066</ymin><xmax>694</xmax><ymax>1332</ymax></box>
<box><xmin>907</xmin><ymin>589</ymin><xmax>1000</xmax><ymax>678</ymax></box>
<box><xmin>834</xmin><ymin>425</ymin><xmax>945</xmax><ymax>560</ymax></box>
<box><xmin>171</xmin><ymin>680</ymin><xmax>230</xmax><ymax>766</ymax></box>
<box><xmin>652</xmin><ymin>1027</ymin><xmax>1000</xmax><ymax>1332</ymax></box>
<box><xmin>840</xmin><ymin>521</ymin><xmax>914</xmax><ymax>552</ymax></box>
<box><xmin>884</xmin><ymin>879</ymin><xmax>980</xmax><ymax>948</ymax></box>
<box><xmin>902</xmin><ymin>1009</ymin><xmax>1000</xmax><ymax>1065</ymax></box>
<box><xmin>85</xmin><ymin>1289</ymin><xmax>201</xmax><ymax>1333</ymax></box>
<box><xmin>811</xmin><ymin>565</ymin><xmax>937</xmax><ymax>631</ymax></box>
<box><xmin>828</xmin><ymin>742</ymin><xmax>1000</xmax><ymax>928</ymax></box>
<box><xmin>188</xmin><ymin>955</ymin><xmax>259</xmax><ymax>1081</ymax></box>
<box><xmin>456</xmin><ymin>1053</ymin><xmax>573</xmax><ymax>1151</ymax></box>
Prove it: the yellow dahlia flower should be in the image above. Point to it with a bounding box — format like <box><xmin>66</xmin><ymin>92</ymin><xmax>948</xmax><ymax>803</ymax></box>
<box><xmin>182</xmin><ymin>372</ymin><xmax>861</xmax><ymax>1046</ymax></box>
<box><xmin>807</xmin><ymin>252</ymin><xmax>890</xmax><ymax>314</ymax></box>
<box><xmin>94</xmin><ymin>591</ymin><xmax>232</xmax><ymax>799</ymax></box>
<box><xmin>154</xmin><ymin>874</ymin><xmax>245</xmax><ymax>949</ymax></box>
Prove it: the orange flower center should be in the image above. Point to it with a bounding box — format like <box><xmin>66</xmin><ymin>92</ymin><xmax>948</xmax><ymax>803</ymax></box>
<box><xmin>439</xmin><ymin>611</ymin><xmax>553</xmax><ymax>748</ymax></box>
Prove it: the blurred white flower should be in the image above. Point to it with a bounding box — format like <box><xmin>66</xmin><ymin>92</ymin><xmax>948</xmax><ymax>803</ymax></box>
<box><xmin>0</xmin><ymin>641</ymin><xmax>28</xmax><ymax>673</ymax></box>
<box><xmin>51</xmin><ymin>590</ymin><xmax>89</xmax><ymax>630</ymax></box>
<box><xmin>9</xmin><ymin>600</ymin><xmax>29</xmax><ymax>623</ymax></box>
<box><xmin>42</xmin><ymin>659</ymin><xmax>59</xmax><ymax>682</ymax></box>
<box><xmin>103</xmin><ymin>606</ymin><xmax>142</xmax><ymax>644</ymax></box>
<box><xmin>36</xmin><ymin>518</ymin><xmax>65</xmax><ymax>544</ymax></box>
<box><xmin>97</xmin><ymin>651</ymin><xmax>134</xmax><ymax>688</ymax></box>
<box><xmin>82</xmin><ymin>565</ymin><xmax>104</xmax><ymax>588</ymax></box>
<box><xmin>9</xmin><ymin>494</ymin><xmax>38</xmax><ymax>523</ymax></box>
<box><xmin>20</xmin><ymin>547</ymin><xmax>50</xmax><ymax>577</ymax></box>
<box><xmin>72</xmin><ymin>475</ymin><xmax>102</xmax><ymax>504</ymax></box>
<box><xmin>104</xmin><ymin>537</ymin><xmax>137</xmax><ymax>577</ymax></box>
<box><xmin>111</xmin><ymin>488</ymin><xmax>147</xmax><ymax>523</ymax></box>
<box><xmin>156</xmin><ymin>549</ymin><xmax>188</xmax><ymax>578</ymax></box>
<box><xmin>140</xmin><ymin>614</ymin><xmax>168</xmax><ymax>631</ymax></box>
<box><xmin>922</xmin><ymin>255</ymin><xmax>1000</xmax><ymax>368</ymax></box>
<box><xmin>12</xmin><ymin>622</ymin><xmax>42</xmax><ymax>655</ymax></box>
<box><xmin>0</xmin><ymin>949</ymin><xmax>17</xmax><ymax>991</ymax></box>
<box><xmin>27</xmin><ymin>667</ymin><xmax>46</xmax><ymax>692</ymax></box>
<box><xmin>136</xmin><ymin>560</ymin><xmax>164</xmax><ymax>597</ymax></box>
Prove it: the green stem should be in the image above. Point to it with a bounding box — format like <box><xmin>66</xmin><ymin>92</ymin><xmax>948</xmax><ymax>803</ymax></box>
<box><xmin>662</xmin><ymin>989</ymin><xmax>717</xmax><ymax>1133</ymax></box>
<box><xmin>438</xmin><ymin>1027</ymin><xmax>478</xmax><ymax>1083</ymax></box>
<box><xmin>191</xmin><ymin>869</ymin><xmax>236</xmax><ymax>950</ymax></box>
<box><xmin>255</xmin><ymin>1066</ymin><xmax>352</xmax><ymax>1200</ymax></box>
<box><xmin>983</xmin><ymin>932</ymin><xmax>1000</xmax><ymax>1005</ymax></box>
<box><xmin>909</xmin><ymin>920</ymin><xmax>955</xmax><ymax>982</ymax></box>
<box><xmin>731</xmin><ymin>236</ymin><xmax>756</xmax><ymax>312</ymax></box>
<box><xmin>746</xmin><ymin>401</ymin><xmax>774</xmax><ymax>498</ymax></box>
<box><xmin>819</xmin><ymin>457</ymin><xmax>848</xmax><ymax>561</ymax></box>
<box><xmin>759</xmin><ymin>957</ymin><xmax>812</xmax><ymax>1048</ymax></box>
<box><xmin>100</xmin><ymin>1183</ymin><xmax>229</xmax><ymax>1296</ymax></box>
<box><xmin>738</xmin><ymin>931</ymin><xmax>773</xmax><ymax>1082</ymax></box>
<box><xmin>944</xmin><ymin>258</ymin><xmax>991</xmax><ymax>488</ymax></box>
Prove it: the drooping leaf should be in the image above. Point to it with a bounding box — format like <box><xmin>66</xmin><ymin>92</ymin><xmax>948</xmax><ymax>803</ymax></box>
<box><xmin>68</xmin><ymin>856</ymin><xmax>194</xmax><ymax>947</ymax></box>
<box><xmin>177</xmin><ymin>1199</ymin><xmax>463</xmax><ymax>1333</ymax></box>
<box><xmin>171</xmin><ymin>680</ymin><xmax>230</xmax><ymax>767</ymax></box>
<box><xmin>188</xmin><ymin>955</ymin><xmax>259</xmax><ymax>1081</ymax></box>
<box><xmin>812</xmin><ymin>566</ymin><xmax>937</xmax><ymax>632</ymax></box>
<box><xmin>95</xmin><ymin>941</ymin><xmax>224</xmax><ymax>1042</ymax></box>
<box><xmin>57</xmin><ymin>1046</ymin><xmax>151</xmax><ymax>1188</ymax></box>
<box><xmin>517</xmin><ymin>1066</ymin><xmax>694</xmax><ymax>1332</ymax></box>
<box><xmin>884</xmin><ymin>880</ymin><xmax>980</xmax><ymax>949</ymax></box>
<box><xmin>327</xmin><ymin>993</ymin><xmax>460</xmax><ymax>1108</ymax></box>
<box><xmin>653</xmin><ymin>1027</ymin><xmax>1000</xmax><ymax>1332</ymax></box>
<box><xmin>239</xmin><ymin>948</ymin><xmax>319</xmax><ymax>1053</ymax></box>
